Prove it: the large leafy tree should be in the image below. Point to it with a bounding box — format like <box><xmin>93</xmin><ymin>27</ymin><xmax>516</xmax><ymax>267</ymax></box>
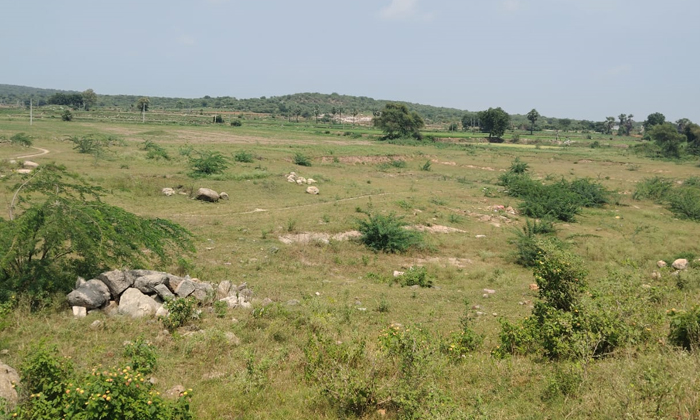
<box><xmin>372</xmin><ymin>103</ymin><xmax>425</xmax><ymax>139</ymax></box>
<box><xmin>683</xmin><ymin>122</ymin><xmax>700</xmax><ymax>155</ymax></box>
<box><xmin>0</xmin><ymin>164</ymin><xmax>194</xmax><ymax>299</ymax></box>
<box><xmin>526</xmin><ymin>109</ymin><xmax>540</xmax><ymax>135</ymax></box>
<box><xmin>81</xmin><ymin>89</ymin><xmax>97</xmax><ymax>111</ymax></box>
<box><xmin>136</xmin><ymin>97</ymin><xmax>150</xmax><ymax>112</ymax></box>
<box><xmin>649</xmin><ymin>123</ymin><xmax>685</xmax><ymax>158</ymax></box>
<box><xmin>478</xmin><ymin>107</ymin><xmax>510</xmax><ymax>138</ymax></box>
<box><xmin>643</xmin><ymin>112</ymin><xmax>665</xmax><ymax>130</ymax></box>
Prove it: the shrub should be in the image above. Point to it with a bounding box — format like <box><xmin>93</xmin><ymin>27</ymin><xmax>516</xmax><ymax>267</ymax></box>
<box><xmin>389</xmin><ymin>159</ymin><xmax>406</xmax><ymax>168</ymax></box>
<box><xmin>61</xmin><ymin>109</ymin><xmax>73</xmax><ymax>121</ymax></box>
<box><xmin>293</xmin><ymin>152</ymin><xmax>312</xmax><ymax>167</ymax></box>
<box><xmin>519</xmin><ymin>184</ymin><xmax>581</xmax><ymax>222</ymax></box>
<box><xmin>566</xmin><ymin>178</ymin><xmax>609</xmax><ymax>207</ymax></box>
<box><xmin>13</xmin><ymin>347</ymin><xmax>193</xmax><ymax>420</ymax></box>
<box><xmin>0</xmin><ymin>164</ymin><xmax>194</xmax><ymax>301</ymax></box>
<box><xmin>590</xmin><ymin>140</ymin><xmax>600</xmax><ymax>148</ymax></box>
<box><xmin>188</xmin><ymin>150</ymin><xmax>229</xmax><ymax>177</ymax></box>
<box><xmin>212</xmin><ymin>115</ymin><xmax>224</xmax><ymax>123</ymax></box>
<box><xmin>533</xmin><ymin>243</ymin><xmax>587</xmax><ymax>312</ymax></box>
<box><xmin>508</xmin><ymin>157</ymin><xmax>529</xmax><ymax>174</ymax></box>
<box><xmin>10</xmin><ymin>133</ymin><xmax>32</xmax><ymax>147</ymax></box>
<box><xmin>70</xmin><ymin>134</ymin><xmax>110</xmax><ymax>155</ymax></box>
<box><xmin>398</xmin><ymin>266</ymin><xmax>432</xmax><ymax>288</ymax></box>
<box><xmin>509</xmin><ymin>220</ymin><xmax>556</xmax><ymax>267</ymax></box>
<box><xmin>442</xmin><ymin>300</ymin><xmax>483</xmax><ymax>358</ymax></box>
<box><xmin>123</xmin><ymin>338</ymin><xmax>158</xmax><ymax>375</ymax></box>
<box><xmin>420</xmin><ymin>160</ymin><xmax>432</xmax><ymax>171</ymax></box>
<box><xmin>234</xmin><ymin>150</ymin><xmax>254</xmax><ymax>163</ymax></box>
<box><xmin>356</xmin><ymin>213</ymin><xmax>423</xmax><ymax>253</ymax></box>
<box><xmin>668</xmin><ymin>188</ymin><xmax>700</xmax><ymax>221</ymax></box>
<box><xmin>141</xmin><ymin>140</ymin><xmax>170</xmax><ymax>160</ymax></box>
<box><xmin>632</xmin><ymin>177</ymin><xmax>674</xmax><ymax>202</ymax></box>
<box><xmin>161</xmin><ymin>297</ymin><xmax>197</xmax><ymax>331</ymax></box>
<box><xmin>230</xmin><ymin>120</ymin><xmax>242</xmax><ymax>127</ymax></box>
<box><xmin>668</xmin><ymin>307</ymin><xmax>700</xmax><ymax>350</ymax></box>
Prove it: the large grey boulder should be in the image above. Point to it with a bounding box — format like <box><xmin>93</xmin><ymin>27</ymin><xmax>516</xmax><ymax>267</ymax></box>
<box><xmin>124</xmin><ymin>269</ymin><xmax>163</xmax><ymax>285</ymax></box>
<box><xmin>67</xmin><ymin>280</ymin><xmax>110</xmax><ymax>309</ymax></box>
<box><xmin>0</xmin><ymin>361</ymin><xmax>20</xmax><ymax>410</ymax></box>
<box><xmin>166</xmin><ymin>275</ymin><xmax>187</xmax><ymax>292</ymax></box>
<box><xmin>192</xmin><ymin>282</ymin><xmax>214</xmax><ymax>301</ymax></box>
<box><xmin>134</xmin><ymin>273</ymin><xmax>168</xmax><ymax>294</ymax></box>
<box><xmin>118</xmin><ymin>288</ymin><xmax>160</xmax><ymax>318</ymax></box>
<box><xmin>196</xmin><ymin>188</ymin><xmax>220</xmax><ymax>202</ymax></box>
<box><xmin>175</xmin><ymin>279</ymin><xmax>196</xmax><ymax>298</ymax></box>
<box><xmin>98</xmin><ymin>270</ymin><xmax>133</xmax><ymax>297</ymax></box>
<box><xmin>154</xmin><ymin>284</ymin><xmax>175</xmax><ymax>301</ymax></box>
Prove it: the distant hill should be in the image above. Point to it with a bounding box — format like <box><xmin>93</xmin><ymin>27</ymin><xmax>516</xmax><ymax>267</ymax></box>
<box><xmin>0</xmin><ymin>84</ymin><xmax>598</xmax><ymax>130</ymax></box>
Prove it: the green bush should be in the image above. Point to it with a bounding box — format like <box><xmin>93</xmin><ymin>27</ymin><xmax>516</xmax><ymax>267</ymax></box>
<box><xmin>509</xmin><ymin>220</ymin><xmax>556</xmax><ymax>267</ymax></box>
<box><xmin>293</xmin><ymin>152</ymin><xmax>312</xmax><ymax>167</ymax></box>
<box><xmin>389</xmin><ymin>159</ymin><xmax>406</xmax><ymax>168</ymax></box>
<box><xmin>632</xmin><ymin>177</ymin><xmax>674</xmax><ymax>202</ymax></box>
<box><xmin>123</xmin><ymin>338</ymin><xmax>158</xmax><ymax>375</ymax></box>
<box><xmin>442</xmin><ymin>300</ymin><xmax>483</xmax><ymax>358</ymax></box>
<box><xmin>668</xmin><ymin>188</ymin><xmax>700</xmax><ymax>221</ymax></box>
<box><xmin>420</xmin><ymin>160</ymin><xmax>432</xmax><ymax>171</ymax></box>
<box><xmin>533</xmin><ymin>243</ymin><xmax>587</xmax><ymax>312</ymax></box>
<box><xmin>230</xmin><ymin>120</ymin><xmax>242</xmax><ymax>127</ymax></box>
<box><xmin>398</xmin><ymin>266</ymin><xmax>432</xmax><ymax>288</ymax></box>
<box><xmin>566</xmin><ymin>178</ymin><xmax>609</xmax><ymax>207</ymax></box>
<box><xmin>61</xmin><ymin>109</ymin><xmax>73</xmax><ymax>121</ymax></box>
<box><xmin>142</xmin><ymin>140</ymin><xmax>170</xmax><ymax>161</ymax></box>
<box><xmin>357</xmin><ymin>213</ymin><xmax>423</xmax><ymax>253</ymax></box>
<box><xmin>162</xmin><ymin>297</ymin><xmax>197</xmax><ymax>331</ymax></box>
<box><xmin>13</xmin><ymin>346</ymin><xmax>192</xmax><ymax>419</ymax></box>
<box><xmin>10</xmin><ymin>133</ymin><xmax>32</xmax><ymax>147</ymax></box>
<box><xmin>188</xmin><ymin>150</ymin><xmax>229</xmax><ymax>177</ymax></box>
<box><xmin>234</xmin><ymin>150</ymin><xmax>254</xmax><ymax>163</ymax></box>
<box><xmin>212</xmin><ymin>115</ymin><xmax>224</xmax><ymax>123</ymax></box>
<box><xmin>668</xmin><ymin>307</ymin><xmax>700</xmax><ymax>350</ymax></box>
<box><xmin>519</xmin><ymin>184</ymin><xmax>581</xmax><ymax>222</ymax></box>
<box><xmin>508</xmin><ymin>157</ymin><xmax>529</xmax><ymax>174</ymax></box>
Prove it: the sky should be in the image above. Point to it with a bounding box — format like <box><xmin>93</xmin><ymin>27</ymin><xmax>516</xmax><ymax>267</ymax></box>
<box><xmin>2</xmin><ymin>0</ymin><xmax>699</xmax><ymax>122</ymax></box>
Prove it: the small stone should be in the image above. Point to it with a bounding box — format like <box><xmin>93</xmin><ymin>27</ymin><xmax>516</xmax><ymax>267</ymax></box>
<box><xmin>219</xmin><ymin>192</ymin><xmax>229</xmax><ymax>200</ymax></box>
<box><xmin>651</xmin><ymin>271</ymin><xmax>661</xmax><ymax>280</ymax></box>
<box><xmin>72</xmin><ymin>306</ymin><xmax>87</xmax><ymax>318</ymax></box>
<box><xmin>476</xmin><ymin>311</ymin><xmax>485</xmax><ymax>316</ymax></box>
<box><xmin>482</xmin><ymin>294</ymin><xmax>489</xmax><ymax>298</ymax></box>
<box><xmin>672</xmin><ymin>259</ymin><xmax>689</xmax><ymax>271</ymax></box>
<box><xmin>306</xmin><ymin>186</ymin><xmax>320</xmax><ymax>195</ymax></box>
<box><xmin>262</xmin><ymin>298</ymin><xmax>273</xmax><ymax>306</ymax></box>
<box><xmin>410</xmin><ymin>285</ymin><xmax>420</xmax><ymax>289</ymax></box>
<box><xmin>529</xmin><ymin>283</ymin><xmax>539</xmax><ymax>291</ymax></box>
<box><xmin>225</xmin><ymin>332</ymin><xmax>241</xmax><ymax>346</ymax></box>
<box><xmin>483</xmin><ymin>289</ymin><xmax>496</xmax><ymax>294</ymax></box>
<box><xmin>657</xmin><ymin>260</ymin><xmax>667</xmax><ymax>268</ymax></box>
<box><xmin>315</xmin><ymin>292</ymin><xmax>320</xmax><ymax>296</ymax></box>
<box><xmin>393</xmin><ymin>270</ymin><xmax>405</xmax><ymax>277</ymax></box>
<box><xmin>492</xmin><ymin>313</ymin><xmax>498</xmax><ymax>317</ymax></box>
<box><xmin>286</xmin><ymin>299</ymin><xmax>300</xmax><ymax>306</ymax></box>
<box><xmin>90</xmin><ymin>320</ymin><xmax>103</xmax><ymax>329</ymax></box>
<box><xmin>162</xmin><ymin>188</ymin><xmax>175</xmax><ymax>196</ymax></box>
<box><xmin>357</xmin><ymin>307</ymin><xmax>367</xmax><ymax>311</ymax></box>
<box><xmin>471</xmin><ymin>305</ymin><xmax>481</xmax><ymax>310</ymax></box>
<box><xmin>475</xmin><ymin>235</ymin><xmax>486</xmax><ymax>238</ymax></box>
<box><xmin>641</xmin><ymin>284</ymin><xmax>652</xmax><ymax>289</ymax></box>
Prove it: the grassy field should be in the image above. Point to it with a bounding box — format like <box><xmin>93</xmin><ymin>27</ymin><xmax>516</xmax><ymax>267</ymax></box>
<box><xmin>1</xmin><ymin>109</ymin><xmax>700</xmax><ymax>419</ymax></box>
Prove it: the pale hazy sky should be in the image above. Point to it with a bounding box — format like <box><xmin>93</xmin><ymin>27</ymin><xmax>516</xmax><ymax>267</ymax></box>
<box><xmin>2</xmin><ymin>0</ymin><xmax>699</xmax><ymax>121</ymax></box>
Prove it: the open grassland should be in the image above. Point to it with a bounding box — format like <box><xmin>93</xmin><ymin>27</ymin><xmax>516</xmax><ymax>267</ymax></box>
<box><xmin>1</xmin><ymin>112</ymin><xmax>700</xmax><ymax>419</ymax></box>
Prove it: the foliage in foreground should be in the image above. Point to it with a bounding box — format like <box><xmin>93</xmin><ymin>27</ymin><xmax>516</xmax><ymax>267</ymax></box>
<box><xmin>633</xmin><ymin>176</ymin><xmax>700</xmax><ymax>221</ymax></box>
<box><xmin>0</xmin><ymin>164</ymin><xmax>194</xmax><ymax>301</ymax></box>
<box><xmin>356</xmin><ymin>212</ymin><xmax>424</xmax><ymax>253</ymax></box>
<box><xmin>10</xmin><ymin>345</ymin><xmax>192</xmax><ymax>420</ymax></box>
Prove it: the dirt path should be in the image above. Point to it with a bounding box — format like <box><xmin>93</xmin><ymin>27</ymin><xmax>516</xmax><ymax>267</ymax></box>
<box><xmin>13</xmin><ymin>147</ymin><xmax>50</xmax><ymax>160</ymax></box>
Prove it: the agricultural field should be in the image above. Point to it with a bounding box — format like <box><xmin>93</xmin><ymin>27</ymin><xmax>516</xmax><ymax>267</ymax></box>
<box><xmin>1</xmin><ymin>108</ymin><xmax>700</xmax><ymax>419</ymax></box>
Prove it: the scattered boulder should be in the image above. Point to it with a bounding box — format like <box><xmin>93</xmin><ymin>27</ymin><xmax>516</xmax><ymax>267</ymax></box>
<box><xmin>98</xmin><ymin>270</ymin><xmax>133</xmax><ymax>297</ymax></box>
<box><xmin>162</xmin><ymin>188</ymin><xmax>175</xmax><ymax>197</ymax></box>
<box><xmin>166</xmin><ymin>275</ymin><xmax>187</xmax><ymax>291</ymax></box>
<box><xmin>672</xmin><ymin>259</ymin><xmax>689</xmax><ymax>271</ymax></box>
<box><xmin>657</xmin><ymin>260</ymin><xmax>667</xmax><ymax>268</ymax></box>
<box><xmin>67</xmin><ymin>281</ymin><xmax>109</xmax><ymax>309</ymax></box>
<box><xmin>153</xmin><ymin>284</ymin><xmax>175</xmax><ymax>301</ymax></box>
<box><xmin>22</xmin><ymin>161</ymin><xmax>39</xmax><ymax>169</ymax></box>
<box><xmin>134</xmin><ymin>273</ymin><xmax>168</xmax><ymax>294</ymax></box>
<box><xmin>219</xmin><ymin>192</ymin><xmax>229</xmax><ymax>200</ymax></box>
<box><xmin>192</xmin><ymin>282</ymin><xmax>214</xmax><ymax>301</ymax></box>
<box><xmin>16</xmin><ymin>169</ymin><xmax>32</xmax><ymax>175</ymax></box>
<box><xmin>306</xmin><ymin>186</ymin><xmax>320</xmax><ymax>195</ymax></box>
<box><xmin>216</xmin><ymin>281</ymin><xmax>232</xmax><ymax>300</ymax></box>
<box><xmin>651</xmin><ymin>271</ymin><xmax>662</xmax><ymax>280</ymax></box>
<box><xmin>0</xmin><ymin>361</ymin><xmax>20</xmax><ymax>410</ymax></box>
<box><xmin>118</xmin><ymin>288</ymin><xmax>160</xmax><ymax>318</ymax></box>
<box><xmin>196</xmin><ymin>188</ymin><xmax>219</xmax><ymax>202</ymax></box>
<box><xmin>175</xmin><ymin>279</ymin><xmax>196</xmax><ymax>298</ymax></box>
<box><xmin>219</xmin><ymin>296</ymin><xmax>239</xmax><ymax>308</ymax></box>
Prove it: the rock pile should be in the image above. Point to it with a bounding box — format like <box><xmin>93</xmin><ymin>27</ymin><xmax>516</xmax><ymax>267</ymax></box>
<box><xmin>286</xmin><ymin>172</ymin><xmax>316</xmax><ymax>185</ymax></box>
<box><xmin>161</xmin><ymin>187</ymin><xmax>229</xmax><ymax>202</ymax></box>
<box><xmin>67</xmin><ymin>270</ymin><xmax>253</xmax><ymax>319</ymax></box>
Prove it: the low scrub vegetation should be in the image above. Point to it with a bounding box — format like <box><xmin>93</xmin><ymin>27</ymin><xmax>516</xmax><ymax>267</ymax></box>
<box><xmin>356</xmin><ymin>212</ymin><xmax>424</xmax><ymax>253</ymax></box>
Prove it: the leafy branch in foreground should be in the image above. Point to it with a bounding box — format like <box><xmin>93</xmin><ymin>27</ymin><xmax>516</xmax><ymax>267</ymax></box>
<box><xmin>0</xmin><ymin>164</ymin><xmax>194</xmax><ymax>300</ymax></box>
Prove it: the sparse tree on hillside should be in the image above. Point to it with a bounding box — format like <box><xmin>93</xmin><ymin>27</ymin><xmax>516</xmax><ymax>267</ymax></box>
<box><xmin>372</xmin><ymin>103</ymin><xmax>425</xmax><ymax>139</ymax></box>
<box><xmin>82</xmin><ymin>89</ymin><xmax>97</xmax><ymax>111</ymax></box>
<box><xmin>604</xmin><ymin>117</ymin><xmax>616</xmax><ymax>135</ymax></box>
<box><xmin>477</xmin><ymin>107</ymin><xmax>510</xmax><ymax>139</ymax></box>
<box><xmin>137</xmin><ymin>97</ymin><xmax>150</xmax><ymax>123</ymax></box>
<box><xmin>650</xmin><ymin>123</ymin><xmax>685</xmax><ymax>158</ymax></box>
<box><xmin>526</xmin><ymin>109</ymin><xmax>540</xmax><ymax>135</ymax></box>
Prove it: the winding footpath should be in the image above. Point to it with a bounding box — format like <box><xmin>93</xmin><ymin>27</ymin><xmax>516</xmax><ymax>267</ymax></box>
<box><xmin>13</xmin><ymin>146</ymin><xmax>50</xmax><ymax>160</ymax></box>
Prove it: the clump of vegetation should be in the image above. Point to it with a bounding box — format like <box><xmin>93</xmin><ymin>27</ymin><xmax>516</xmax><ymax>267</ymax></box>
<box><xmin>188</xmin><ymin>150</ymin><xmax>229</xmax><ymax>177</ymax></box>
<box><xmin>230</xmin><ymin>120</ymin><xmax>242</xmax><ymax>127</ymax></box>
<box><xmin>633</xmin><ymin>176</ymin><xmax>700</xmax><ymax>220</ymax></box>
<box><xmin>357</xmin><ymin>213</ymin><xmax>423</xmax><ymax>253</ymax></box>
<box><xmin>70</xmin><ymin>134</ymin><xmax>122</xmax><ymax>157</ymax></box>
<box><xmin>61</xmin><ymin>109</ymin><xmax>73</xmax><ymax>121</ymax></box>
<box><xmin>0</xmin><ymin>164</ymin><xmax>194</xmax><ymax>301</ymax></box>
<box><xmin>12</xmin><ymin>344</ymin><xmax>193</xmax><ymax>419</ymax></box>
<box><xmin>212</xmin><ymin>115</ymin><xmax>224</xmax><ymax>123</ymax></box>
<box><xmin>10</xmin><ymin>132</ymin><xmax>32</xmax><ymax>147</ymax></box>
<box><xmin>141</xmin><ymin>139</ymin><xmax>170</xmax><ymax>160</ymax></box>
<box><xmin>632</xmin><ymin>176</ymin><xmax>674</xmax><ymax>202</ymax></box>
<box><xmin>668</xmin><ymin>307</ymin><xmax>700</xmax><ymax>350</ymax></box>
<box><xmin>397</xmin><ymin>266</ymin><xmax>432</xmax><ymax>288</ymax></box>
<box><xmin>293</xmin><ymin>152</ymin><xmax>312</xmax><ymax>167</ymax></box>
<box><xmin>668</xmin><ymin>187</ymin><xmax>700</xmax><ymax>221</ymax></box>
<box><xmin>372</xmin><ymin>103</ymin><xmax>425</xmax><ymax>140</ymax></box>
<box><xmin>123</xmin><ymin>338</ymin><xmax>158</xmax><ymax>375</ymax></box>
<box><xmin>234</xmin><ymin>150</ymin><xmax>254</xmax><ymax>163</ymax></box>
<box><xmin>442</xmin><ymin>300</ymin><xmax>483</xmax><ymax>358</ymax></box>
<box><xmin>499</xmin><ymin>159</ymin><xmax>609</xmax><ymax>222</ymax></box>
<box><xmin>162</xmin><ymin>297</ymin><xmax>198</xmax><ymax>331</ymax></box>
<box><xmin>509</xmin><ymin>219</ymin><xmax>557</xmax><ymax>267</ymax></box>
<box><xmin>420</xmin><ymin>160</ymin><xmax>431</xmax><ymax>171</ymax></box>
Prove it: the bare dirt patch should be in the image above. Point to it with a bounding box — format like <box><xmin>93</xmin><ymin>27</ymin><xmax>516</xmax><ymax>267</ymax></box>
<box><xmin>278</xmin><ymin>231</ymin><xmax>362</xmax><ymax>245</ymax></box>
<box><xmin>320</xmin><ymin>155</ymin><xmax>405</xmax><ymax>164</ymax></box>
<box><xmin>413</xmin><ymin>257</ymin><xmax>473</xmax><ymax>268</ymax></box>
<box><xmin>410</xmin><ymin>225</ymin><xmax>466</xmax><ymax>234</ymax></box>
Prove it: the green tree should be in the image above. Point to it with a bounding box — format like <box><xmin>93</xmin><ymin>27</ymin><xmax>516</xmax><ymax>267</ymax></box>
<box><xmin>477</xmin><ymin>107</ymin><xmax>510</xmax><ymax>138</ymax></box>
<box><xmin>650</xmin><ymin>122</ymin><xmax>685</xmax><ymax>158</ymax></box>
<box><xmin>603</xmin><ymin>116</ymin><xmax>616</xmax><ymax>135</ymax></box>
<box><xmin>81</xmin><ymin>89</ymin><xmax>97</xmax><ymax>111</ymax></box>
<box><xmin>643</xmin><ymin>112</ymin><xmax>666</xmax><ymax>130</ymax></box>
<box><xmin>372</xmin><ymin>103</ymin><xmax>425</xmax><ymax>139</ymax></box>
<box><xmin>0</xmin><ymin>164</ymin><xmax>193</xmax><ymax>299</ymax></box>
<box><xmin>136</xmin><ymin>97</ymin><xmax>150</xmax><ymax>112</ymax></box>
<box><xmin>683</xmin><ymin>123</ymin><xmax>700</xmax><ymax>155</ymax></box>
<box><xmin>558</xmin><ymin>118</ymin><xmax>572</xmax><ymax>132</ymax></box>
<box><xmin>526</xmin><ymin>109</ymin><xmax>540</xmax><ymax>135</ymax></box>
